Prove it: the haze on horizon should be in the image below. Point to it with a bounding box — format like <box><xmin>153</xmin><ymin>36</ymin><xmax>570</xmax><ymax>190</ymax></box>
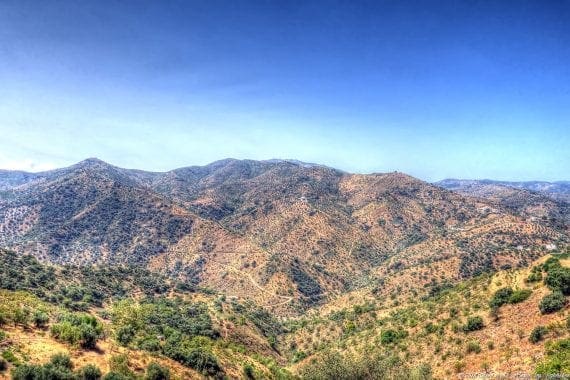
<box><xmin>0</xmin><ymin>1</ymin><xmax>568</xmax><ymax>182</ymax></box>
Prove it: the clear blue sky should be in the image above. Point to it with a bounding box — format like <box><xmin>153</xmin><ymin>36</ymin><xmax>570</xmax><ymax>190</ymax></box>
<box><xmin>0</xmin><ymin>0</ymin><xmax>568</xmax><ymax>181</ymax></box>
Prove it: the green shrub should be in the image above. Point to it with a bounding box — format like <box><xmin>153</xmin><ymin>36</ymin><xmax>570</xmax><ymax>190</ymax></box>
<box><xmin>466</xmin><ymin>340</ymin><xmax>481</xmax><ymax>354</ymax></box>
<box><xmin>11</xmin><ymin>353</ymin><xmax>76</xmax><ymax>380</ymax></box>
<box><xmin>535</xmin><ymin>338</ymin><xmax>570</xmax><ymax>374</ymax></box>
<box><xmin>115</xmin><ymin>325</ymin><xmax>135</xmax><ymax>346</ymax></box>
<box><xmin>145</xmin><ymin>362</ymin><xmax>170</xmax><ymax>380</ymax></box>
<box><xmin>49</xmin><ymin>353</ymin><xmax>73</xmax><ymax>370</ymax></box>
<box><xmin>509</xmin><ymin>289</ymin><xmax>532</xmax><ymax>304</ymax></box>
<box><xmin>526</xmin><ymin>271</ymin><xmax>542</xmax><ymax>283</ymax></box>
<box><xmin>2</xmin><ymin>350</ymin><xmax>19</xmax><ymax>365</ymax></box>
<box><xmin>103</xmin><ymin>372</ymin><xmax>128</xmax><ymax>380</ymax></box>
<box><xmin>490</xmin><ymin>287</ymin><xmax>532</xmax><ymax>309</ymax></box>
<box><xmin>463</xmin><ymin>316</ymin><xmax>484</xmax><ymax>332</ymax></box>
<box><xmin>13</xmin><ymin>307</ymin><xmax>30</xmax><ymax>327</ymax></box>
<box><xmin>539</xmin><ymin>292</ymin><xmax>566</xmax><ymax>314</ymax></box>
<box><xmin>380</xmin><ymin>329</ymin><xmax>408</xmax><ymax>345</ymax></box>
<box><xmin>292</xmin><ymin>350</ymin><xmax>308</xmax><ymax>363</ymax></box>
<box><xmin>78</xmin><ymin>364</ymin><xmax>102</xmax><ymax>380</ymax></box>
<box><xmin>299</xmin><ymin>350</ymin><xmax>426</xmax><ymax>380</ymax></box>
<box><xmin>33</xmin><ymin>310</ymin><xmax>49</xmax><ymax>328</ymax></box>
<box><xmin>108</xmin><ymin>354</ymin><xmax>135</xmax><ymax>378</ymax></box>
<box><xmin>529</xmin><ymin>326</ymin><xmax>548</xmax><ymax>344</ymax></box>
<box><xmin>489</xmin><ymin>287</ymin><xmax>513</xmax><ymax>308</ymax></box>
<box><xmin>542</xmin><ymin>257</ymin><xmax>562</xmax><ymax>273</ymax></box>
<box><xmin>243</xmin><ymin>363</ymin><xmax>255</xmax><ymax>379</ymax></box>
<box><xmin>185</xmin><ymin>348</ymin><xmax>221</xmax><ymax>376</ymax></box>
<box><xmin>11</xmin><ymin>364</ymin><xmax>45</xmax><ymax>380</ymax></box>
<box><xmin>545</xmin><ymin>267</ymin><xmax>570</xmax><ymax>295</ymax></box>
<box><xmin>51</xmin><ymin>313</ymin><xmax>103</xmax><ymax>349</ymax></box>
<box><xmin>424</xmin><ymin>322</ymin><xmax>442</xmax><ymax>334</ymax></box>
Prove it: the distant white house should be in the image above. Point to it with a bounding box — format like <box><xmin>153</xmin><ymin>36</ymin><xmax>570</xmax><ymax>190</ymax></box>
<box><xmin>545</xmin><ymin>243</ymin><xmax>557</xmax><ymax>251</ymax></box>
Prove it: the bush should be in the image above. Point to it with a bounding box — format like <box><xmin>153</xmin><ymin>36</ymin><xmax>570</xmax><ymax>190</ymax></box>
<box><xmin>115</xmin><ymin>325</ymin><xmax>135</xmax><ymax>346</ymax></box>
<box><xmin>539</xmin><ymin>292</ymin><xmax>566</xmax><ymax>314</ymax></box>
<box><xmin>49</xmin><ymin>353</ymin><xmax>73</xmax><ymax>370</ymax></box>
<box><xmin>526</xmin><ymin>271</ymin><xmax>542</xmax><ymax>283</ymax></box>
<box><xmin>13</xmin><ymin>307</ymin><xmax>30</xmax><ymax>327</ymax></box>
<box><xmin>545</xmin><ymin>267</ymin><xmax>570</xmax><ymax>295</ymax></box>
<box><xmin>530</xmin><ymin>326</ymin><xmax>548</xmax><ymax>344</ymax></box>
<box><xmin>299</xmin><ymin>350</ymin><xmax>427</xmax><ymax>380</ymax></box>
<box><xmin>535</xmin><ymin>338</ymin><xmax>570</xmax><ymax>374</ymax></box>
<box><xmin>11</xmin><ymin>364</ymin><xmax>45</xmax><ymax>380</ymax></box>
<box><xmin>542</xmin><ymin>257</ymin><xmax>562</xmax><ymax>273</ymax></box>
<box><xmin>463</xmin><ymin>316</ymin><xmax>484</xmax><ymax>332</ymax></box>
<box><xmin>489</xmin><ymin>287</ymin><xmax>513</xmax><ymax>308</ymax></box>
<box><xmin>51</xmin><ymin>313</ymin><xmax>103</xmax><ymax>349</ymax></box>
<box><xmin>11</xmin><ymin>353</ymin><xmax>76</xmax><ymax>380</ymax></box>
<box><xmin>489</xmin><ymin>287</ymin><xmax>532</xmax><ymax>309</ymax></box>
<box><xmin>466</xmin><ymin>340</ymin><xmax>481</xmax><ymax>354</ymax></box>
<box><xmin>243</xmin><ymin>363</ymin><xmax>255</xmax><ymax>379</ymax></box>
<box><xmin>145</xmin><ymin>362</ymin><xmax>170</xmax><ymax>380</ymax></box>
<box><xmin>184</xmin><ymin>348</ymin><xmax>222</xmax><ymax>376</ymax></box>
<box><xmin>380</xmin><ymin>329</ymin><xmax>408</xmax><ymax>345</ymax></box>
<box><xmin>33</xmin><ymin>310</ymin><xmax>49</xmax><ymax>328</ymax></box>
<box><xmin>109</xmin><ymin>354</ymin><xmax>135</xmax><ymax>378</ymax></box>
<box><xmin>2</xmin><ymin>350</ymin><xmax>19</xmax><ymax>365</ymax></box>
<box><xmin>509</xmin><ymin>289</ymin><xmax>532</xmax><ymax>304</ymax></box>
<box><xmin>78</xmin><ymin>364</ymin><xmax>102</xmax><ymax>380</ymax></box>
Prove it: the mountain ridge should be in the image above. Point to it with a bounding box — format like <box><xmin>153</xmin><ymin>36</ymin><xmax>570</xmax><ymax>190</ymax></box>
<box><xmin>1</xmin><ymin>159</ymin><xmax>568</xmax><ymax>316</ymax></box>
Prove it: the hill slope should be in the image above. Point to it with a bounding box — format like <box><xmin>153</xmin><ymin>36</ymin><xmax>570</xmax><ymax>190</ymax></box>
<box><xmin>0</xmin><ymin>159</ymin><xmax>567</xmax><ymax>316</ymax></box>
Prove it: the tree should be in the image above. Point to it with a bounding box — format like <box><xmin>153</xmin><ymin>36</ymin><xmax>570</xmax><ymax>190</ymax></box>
<box><xmin>545</xmin><ymin>267</ymin><xmax>570</xmax><ymax>295</ymax></box>
<box><xmin>33</xmin><ymin>311</ymin><xmax>49</xmax><ymax>328</ymax></box>
<box><xmin>78</xmin><ymin>364</ymin><xmax>102</xmax><ymax>380</ymax></box>
<box><xmin>463</xmin><ymin>316</ymin><xmax>484</xmax><ymax>332</ymax></box>
<box><xmin>489</xmin><ymin>287</ymin><xmax>513</xmax><ymax>309</ymax></box>
<box><xmin>145</xmin><ymin>362</ymin><xmax>170</xmax><ymax>380</ymax></box>
<box><xmin>539</xmin><ymin>292</ymin><xmax>566</xmax><ymax>314</ymax></box>
<box><xmin>530</xmin><ymin>326</ymin><xmax>548</xmax><ymax>344</ymax></box>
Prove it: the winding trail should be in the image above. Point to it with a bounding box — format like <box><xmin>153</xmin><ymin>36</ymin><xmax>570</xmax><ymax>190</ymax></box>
<box><xmin>210</xmin><ymin>258</ymin><xmax>294</xmax><ymax>308</ymax></box>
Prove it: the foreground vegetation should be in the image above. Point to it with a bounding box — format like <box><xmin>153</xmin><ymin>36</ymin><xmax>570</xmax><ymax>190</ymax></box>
<box><xmin>1</xmin><ymin>249</ymin><xmax>570</xmax><ymax>378</ymax></box>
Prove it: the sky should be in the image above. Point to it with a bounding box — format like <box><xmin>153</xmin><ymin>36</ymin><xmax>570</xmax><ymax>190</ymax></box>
<box><xmin>0</xmin><ymin>1</ymin><xmax>568</xmax><ymax>181</ymax></box>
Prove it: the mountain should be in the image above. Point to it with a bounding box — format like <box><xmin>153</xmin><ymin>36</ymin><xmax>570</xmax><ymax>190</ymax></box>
<box><xmin>1</xmin><ymin>159</ymin><xmax>570</xmax><ymax>379</ymax></box>
<box><xmin>437</xmin><ymin>179</ymin><xmax>570</xmax><ymax>203</ymax></box>
<box><xmin>436</xmin><ymin>179</ymin><xmax>570</xmax><ymax>231</ymax></box>
<box><xmin>0</xmin><ymin>159</ymin><xmax>567</xmax><ymax>316</ymax></box>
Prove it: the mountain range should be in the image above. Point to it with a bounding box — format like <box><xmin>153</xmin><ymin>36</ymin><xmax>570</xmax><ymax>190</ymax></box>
<box><xmin>1</xmin><ymin>158</ymin><xmax>567</xmax><ymax>315</ymax></box>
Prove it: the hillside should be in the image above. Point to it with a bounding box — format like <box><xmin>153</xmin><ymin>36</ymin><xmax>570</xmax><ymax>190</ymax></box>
<box><xmin>437</xmin><ymin>179</ymin><xmax>570</xmax><ymax>203</ymax></box>
<box><xmin>1</xmin><ymin>159</ymin><xmax>567</xmax><ymax>316</ymax></box>
<box><xmin>282</xmin><ymin>251</ymin><xmax>570</xmax><ymax>378</ymax></box>
<box><xmin>0</xmin><ymin>249</ymin><xmax>288</xmax><ymax>379</ymax></box>
<box><xmin>436</xmin><ymin>179</ymin><xmax>570</xmax><ymax>231</ymax></box>
<box><xmin>2</xmin><ymin>249</ymin><xmax>570</xmax><ymax>379</ymax></box>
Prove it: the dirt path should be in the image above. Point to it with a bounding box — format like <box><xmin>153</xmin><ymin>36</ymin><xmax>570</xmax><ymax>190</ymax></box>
<box><xmin>210</xmin><ymin>258</ymin><xmax>294</xmax><ymax>307</ymax></box>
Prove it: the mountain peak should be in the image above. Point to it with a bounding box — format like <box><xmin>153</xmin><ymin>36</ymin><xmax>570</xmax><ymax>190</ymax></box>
<box><xmin>77</xmin><ymin>157</ymin><xmax>110</xmax><ymax>167</ymax></box>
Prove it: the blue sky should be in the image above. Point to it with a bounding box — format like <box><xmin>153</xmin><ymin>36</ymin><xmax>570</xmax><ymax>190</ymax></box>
<box><xmin>0</xmin><ymin>1</ymin><xmax>568</xmax><ymax>181</ymax></box>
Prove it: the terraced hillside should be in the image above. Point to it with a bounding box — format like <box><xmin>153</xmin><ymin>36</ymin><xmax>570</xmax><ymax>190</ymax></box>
<box><xmin>0</xmin><ymin>159</ymin><xmax>567</xmax><ymax>316</ymax></box>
